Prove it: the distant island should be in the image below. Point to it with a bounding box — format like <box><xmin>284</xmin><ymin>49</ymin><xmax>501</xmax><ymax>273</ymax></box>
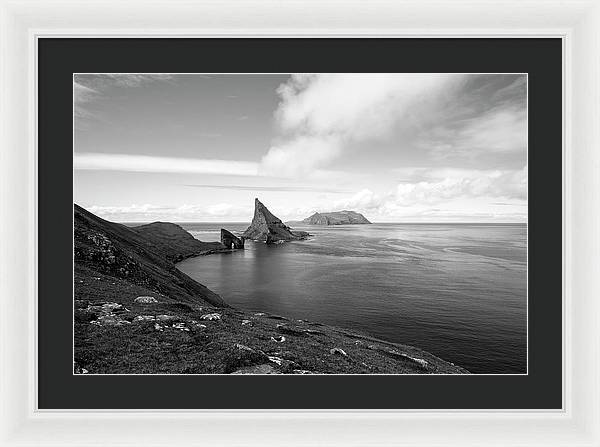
<box><xmin>297</xmin><ymin>210</ymin><xmax>372</xmax><ymax>226</ymax></box>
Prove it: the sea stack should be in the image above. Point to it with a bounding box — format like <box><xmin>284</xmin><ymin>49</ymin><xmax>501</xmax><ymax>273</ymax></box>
<box><xmin>242</xmin><ymin>198</ymin><xmax>309</xmax><ymax>243</ymax></box>
<box><xmin>220</xmin><ymin>229</ymin><xmax>244</xmax><ymax>249</ymax></box>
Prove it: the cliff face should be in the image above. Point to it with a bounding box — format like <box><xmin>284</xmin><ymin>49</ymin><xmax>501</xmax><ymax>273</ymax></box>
<box><xmin>303</xmin><ymin>210</ymin><xmax>372</xmax><ymax>225</ymax></box>
<box><xmin>242</xmin><ymin>198</ymin><xmax>309</xmax><ymax>243</ymax></box>
<box><xmin>74</xmin><ymin>204</ymin><xmax>226</xmax><ymax>307</ymax></box>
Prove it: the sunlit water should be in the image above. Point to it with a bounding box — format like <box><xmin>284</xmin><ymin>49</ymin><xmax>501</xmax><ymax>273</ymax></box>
<box><xmin>176</xmin><ymin>223</ymin><xmax>527</xmax><ymax>374</ymax></box>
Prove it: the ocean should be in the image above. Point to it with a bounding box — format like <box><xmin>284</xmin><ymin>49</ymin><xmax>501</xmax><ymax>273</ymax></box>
<box><xmin>176</xmin><ymin>222</ymin><xmax>527</xmax><ymax>374</ymax></box>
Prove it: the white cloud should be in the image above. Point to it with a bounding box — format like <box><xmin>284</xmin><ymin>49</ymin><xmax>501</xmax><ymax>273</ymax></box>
<box><xmin>426</xmin><ymin>104</ymin><xmax>527</xmax><ymax>160</ymax></box>
<box><xmin>84</xmin><ymin>161</ymin><xmax>527</xmax><ymax>224</ymax></box>
<box><xmin>260</xmin><ymin>135</ymin><xmax>342</xmax><ymax>177</ymax></box>
<box><xmin>204</xmin><ymin>203</ymin><xmax>252</xmax><ymax>217</ymax></box>
<box><xmin>393</xmin><ymin>166</ymin><xmax>528</xmax><ymax>202</ymax></box>
<box><xmin>332</xmin><ymin>189</ymin><xmax>383</xmax><ymax>211</ymax></box>
<box><xmin>315</xmin><ymin>166</ymin><xmax>528</xmax><ymax>221</ymax></box>
<box><xmin>275</xmin><ymin>74</ymin><xmax>458</xmax><ymax>139</ymax></box>
<box><xmin>74</xmin><ymin>152</ymin><xmax>352</xmax><ymax>180</ymax></box>
<box><xmin>260</xmin><ymin>74</ymin><xmax>464</xmax><ymax>178</ymax></box>
<box><xmin>74</xmin><ymin>153</ymin><xmax>259</xmax><ymax>177</ymax></box>
<box><xmin>86</xmin><ymin>202</ymin><xmax>253</xmax><ymax>222</ymax></box>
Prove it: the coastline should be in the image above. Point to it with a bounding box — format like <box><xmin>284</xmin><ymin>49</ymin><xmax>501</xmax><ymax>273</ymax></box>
<box><xmin>74</xmin><ymin>204</ymin><xmax>469</xmax><ymax>374</ymax></box>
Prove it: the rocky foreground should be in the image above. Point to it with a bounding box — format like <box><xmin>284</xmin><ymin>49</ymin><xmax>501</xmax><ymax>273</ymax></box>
<box><xmin>74</xmin><ymin>204</ymin><xmax>468</xmax><ymax>374</ymax></box>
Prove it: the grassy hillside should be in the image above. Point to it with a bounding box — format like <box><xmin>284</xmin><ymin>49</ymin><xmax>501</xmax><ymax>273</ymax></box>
<box><xmin>132</xmin><ymin>221</ymin><xmax>224</xmax><ymax>262</ymax></box>
<box><xmin>74</xmin><ymin>204</ymin><xmax>226</xmax><ymax>306</ymax></box>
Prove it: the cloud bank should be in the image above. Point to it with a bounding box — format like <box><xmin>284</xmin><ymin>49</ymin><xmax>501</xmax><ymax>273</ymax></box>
<box><xmin>75</xmin><ymin>74</ymin><xmax>527</xmax><ymax>222</ymax></box>
<box><xmin>323</xmin><ymin>166</ymin><xmax>527</xmax><ymax>221</ymax></box>
<box><xmin>260</xmin><ymin>74</ymin><xmax>526</xmax><ymax>176</ymax></box>
<box><xmin>259</xmin><ymin>74</ymin><xmax>466</xmax><ymax>177</ymax></box>
<box><xmin>86</xmin><ymin>203</ymin><xmax>254</xmax><ymax>222</ymax></box>
<box><xmin>75</xmin><ymin>153</ymin><xmax>259</xmax><ymax>177</ymax></box>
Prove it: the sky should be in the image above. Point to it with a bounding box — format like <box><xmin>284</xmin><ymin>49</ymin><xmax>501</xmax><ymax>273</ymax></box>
<box><xmin>74</xmin><ymin>73</ymin><xmax>527</xmax><ymax>223</ymax></box>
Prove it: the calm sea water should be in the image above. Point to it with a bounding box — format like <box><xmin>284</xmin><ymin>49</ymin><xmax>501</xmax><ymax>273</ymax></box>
<box><xmin>177</xmin><ymin>222</ymin><xmax>527</xmax><ymax>374</ymax></box>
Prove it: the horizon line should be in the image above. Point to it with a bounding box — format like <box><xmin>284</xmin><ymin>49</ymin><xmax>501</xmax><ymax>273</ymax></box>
<box><xmin>115</xmin><ymin>220</ymin><xmax>528</xmax><ymax>225</ymax></box>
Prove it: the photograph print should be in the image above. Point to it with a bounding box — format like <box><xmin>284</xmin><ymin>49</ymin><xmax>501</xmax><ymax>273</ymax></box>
<box><xmin>73</xmin><ymin>73</ymin><xmax>527</xmax><ymax>375</ymax></box>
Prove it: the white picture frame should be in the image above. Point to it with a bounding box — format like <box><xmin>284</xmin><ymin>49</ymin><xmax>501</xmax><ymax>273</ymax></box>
<box><xmin>1</xmin><ymin>0</ymin><xmax>599</xmax><ymax>445</ymax></box>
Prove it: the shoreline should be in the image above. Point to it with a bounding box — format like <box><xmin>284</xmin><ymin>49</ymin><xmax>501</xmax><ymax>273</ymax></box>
<box><xmin>176</xmin><ymin>240</ymin><xmax>473</xmax><ymax>373</ymax></box>
<box><xmin>74</xmin><ymin>204</ymin><xmax>469</xmax><ymax>374</ymax></box>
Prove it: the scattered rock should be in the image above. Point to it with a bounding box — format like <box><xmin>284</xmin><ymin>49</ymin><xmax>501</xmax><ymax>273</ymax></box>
<box><xmin>74</xmin><ymin>362</ymin><xmax>89</xmax><ymax>374</ymax></box>
<box><xmin>305</xmin><ymin>329</ymin><xmax>324</xmax><ymax>335</ymax></box>
<box><xmin>235</xmin><ymin>343</ymin><xmax>255</xmax><ymax>353</ymax></box>
<box><xmin>267</xmin><ymin>355</ymin><xmax>284</xmax><ymax>366</ymax></box>
<box><xmin>135</xmin><ymin>296</ymin><xmax>158</xmax><ymax>304</ymax></box>
<box><xmin>410</xmin><ymin>357</ymin><xmax>428</xmax><ymax>367</ymax></box>
<box><xmin>86</xmin><ymin>302</ymin><xmax>125</xmax><ymax>314</ymax></box>
<box><xmin>265</xmin><ymin>354</ymin><xmax>299</xmax><ymax>370</ymax></box>
<box><xmin>277</xmin><ymin>323</ymin><xmax>306</xmax><ymax>336</ymax></box>
<box><xmin>231</xmin><ymin>364</ymin><xmax>280</xmax><ymax>374</ymax></box>
<box><xmin>200</xmin><ymin>313</ymin><xmax>222</xmax><ymax>321</ymax></box>
<box><xmin>330</xmin><ymin>348</ymin><xmax>348</xmax><ymax>357</ymax></box>
<box><xmin>270</xmin><ymin>335</ymin><xmax>286</xmax><ymax>343</ymax></box>
<box><xmin>154</xmin><ymin>323</ymin><xmax>164</xmax><ymax>331</ymax></box>
<box><xmin>87</xmin><ymin>301</ymin><xmax>132</xmax><ymax>326</ymax></box>
<box><xmin>91</xmin><ymin>314</ymin><xmax>130</xmax><ymax>326</ymax></box>
<box><xmin>172</xmin><ymin>322</ymin><xmax>190</xmax><ymax>331</ymax></box>
<box><xmin>133</xmin><ymin>315</ymin><xmax>156</xmax><ymax>322</ymax></box>
<box><xmin>389</xmin><ymin>350</ymin><xmax>429</xmax><ymax>367</ymax></box>
<box><xmin>241</xmin><ymin>319</ymin><xmax>252</xmax><ymax>326</ymax></box>
<box><xmin>104</xmin><ymin>303</ymin><xmax>123</xmax><ymax>312</ymax></box>
<box><xmin>367</xmin><ymin>345</ymin><xmax>429</xmax><ymax>369</ymax></box>
<box><xmin>156</xmin><ymin>314</ymin><xmax>175</xmax><ymax>321</ymax></box>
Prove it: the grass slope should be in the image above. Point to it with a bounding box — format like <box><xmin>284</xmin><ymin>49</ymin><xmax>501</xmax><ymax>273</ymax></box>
<box><xmin>74</xmin><ymin>204</ymin><xmax>225</xmax><ymax>306</ymax></box>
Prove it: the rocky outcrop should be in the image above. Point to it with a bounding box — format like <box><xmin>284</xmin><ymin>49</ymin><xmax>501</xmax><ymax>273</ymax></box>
<box><xmin>302</xmin><ymin>210</ymin><xmax>372</xmax><ymax>225</ymax></box>
<box><xmin>242</xmin><ymin>198</ymin><xmax>309</xmax><ymax>243</ymax></box>
<box><xmin>221</xmin><ymin>229</ymin><xmax>245</xmax><ymax>249</ymax></box>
